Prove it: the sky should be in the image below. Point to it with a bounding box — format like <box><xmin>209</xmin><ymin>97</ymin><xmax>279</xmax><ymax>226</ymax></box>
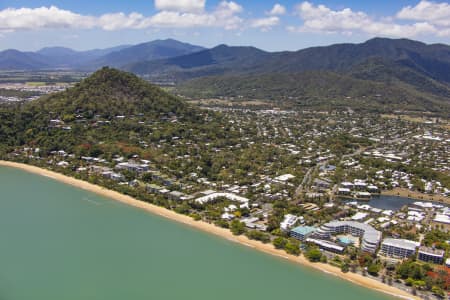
<box><xmin>1</xmin><ymin>0</ymin><xmax>450</xmax><ymax>52</ymax></box>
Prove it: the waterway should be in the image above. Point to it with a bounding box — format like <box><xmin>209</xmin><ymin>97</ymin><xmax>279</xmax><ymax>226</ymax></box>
<box><xmin>346</xmin><ymin>195</ymin><xmax>448</xmax><ymax>211</ymax></box>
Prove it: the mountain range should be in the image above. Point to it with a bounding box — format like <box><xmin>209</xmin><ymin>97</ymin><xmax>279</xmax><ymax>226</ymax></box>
<box><xmin>160</xmin><ymin>38</ymin><xmax>450</xmax><ymax>113</ymax></box>
<box><xmin>0</xmin><ymin>39</ymin><xmax>204</xmax><ymax>70</ymax></box>
<box><xmin>1</xmin><ymin>37</ymin><xmax>449</xmax><ymax>113</ymax></box>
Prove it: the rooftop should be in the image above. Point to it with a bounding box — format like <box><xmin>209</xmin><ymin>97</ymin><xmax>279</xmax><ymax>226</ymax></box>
<box><xmin>274</xmin><ymin>174</ymin><xmax>295</xmax><ymax>182</ymax></box>
<box><xmin>195</xmin><ymin>192</ymin><xmax>249</xmax><ymax>204</ymax></box>
<box><xmin>326</xmin><ymin>220</ymin><xmax>382</xmax><ymax>244</ymax></box>
<box><xmin>434</xmin><ymin>214</ymin><xmax>450</xmax><ymax>224</ymax></box>
<box><xmin>306</xmin><ymin>238</ymin><xmax>345</xmax><ymax>252</ymax></box>
<box><xmin>291</xmin><ymin>226</ymin><xmax>317</xmax><ymax>236</ymax></box>
<box><xmin>382</xmin><ymin>238</ymin><xmax>420</xmax><ymax>251</ymax></box>
<box><xmin>418</xmin><ymin>246</ymin><xmax>445</xmax><ymax>257</ymax></box>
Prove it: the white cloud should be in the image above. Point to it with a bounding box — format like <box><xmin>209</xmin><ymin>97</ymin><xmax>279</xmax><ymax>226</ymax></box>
<box><xmin>214</xmin><ymin>1</ymin><xmax>244</xmax><ymax>30</ymax></box>
<box><xmin>0</xmin><ymin>6</ymin><xmax>95</xmax><ymax>31</ymax></box>
<box><xmin>98</xmin><ymin>12</ymin><xmax>146</xmax><ymax>31</ymax></box>
<box><xmin>154</xmin><ymin>0</ymin><xmax>206</xmax><ymax>13</ymax></box>
<box><xmin>289</xmin><ymin>1</ymin><xmax>446</xmax><ymax>38</ymax></box>
<box><xmin>216</xmin><ymin>1</ymin><xmax>243</xmax><ymax>16</ymax></box>
<box><xmin>0</xmin><ymin>2</ymin><xmax>244</xmax><ymax>32</ymax></box>
<box><xmin>147</xmin><ymin>1</ymin><xmax>243</xmax><ymax>30</ymax></box>
<box><xmin>145</xmin><ymin>11</ymin><xmax>214</xmax><ymax>28</ymax></box>
<box><xmin>250</xmin><ymin>16</ymin><xmax>279</xmax><ymax>31</ymax></box>
<box><xmin>397</xmin><ymin>0</ymin><xmax>450</xmax><ymax>27</ymax></box>
<box><xmin>268</xmin><ymin>4</ymin><xmax>286</xmax><ymax>16</ymax></box>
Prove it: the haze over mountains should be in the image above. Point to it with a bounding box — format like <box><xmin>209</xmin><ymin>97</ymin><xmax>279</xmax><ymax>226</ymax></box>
<box><xmin>1</xmin><ymin>37</ymin><xmax>450</xmax><ymax>113</ymax></box>
<box><xmin>0</xmin><ymin>39</ymin><xmax>204</xmax><ymax>70</ymax></box>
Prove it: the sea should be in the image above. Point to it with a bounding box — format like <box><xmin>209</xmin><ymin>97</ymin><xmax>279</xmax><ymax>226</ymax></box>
<box><xmin>0</xmin><ymin>166</ymin><xmax>394</xmax><ymax>300</ymax></box>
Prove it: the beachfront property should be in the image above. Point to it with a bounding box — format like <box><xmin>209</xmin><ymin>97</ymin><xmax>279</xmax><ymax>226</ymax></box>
<box><xmin>168</xmin><ymin>191</ymin><xmax>191</xmax><ymax>201</ymax></box>
<box><xmin>418</xmin><ymin>246</ymin><xmax>445</xmax><ymax>264</ymax></box>
<box><xmin>314</xmin><ymin>221</ymin><xmax>381</xmax><ymax>253</ymax></box>
<box><xmin>280</xmin><ymin>214</ymin><xmax>300</xmax><ymax>231</ymax></box>
<box><xmin>115</xmin><ymin>162</ymin><xmax>149</xmax><ymax>174</ymax></box>
<box><xmin>380</xmin><ymin>238</ymin><xmax>420</xmax><ymax>259</ymax></box>
<box><xmin>147</xmin><ymin>184</ymin><xmax>169</xmax><ymax>195</ymax></box>
<box><xmin>306</xmin><ymin>237</ymin><xmax>345</xmax><ymax>253</ymax></box>
<box><xmin>241</xmin><ymin>217</ymin><xmax>268</xmax><ymax>231</ymax></box>
<box><xmin>290</xmin><ymin>226</ymin><xmax>317</xmax><ymax>241</ymax></box>
<box><xmin>195</xmin><ymin>192</ymin><xmax>249</xmax><ymax>205</ymax></box>
<box><xmin>102</xmin><ymin>171</ymin><xmax>126</xmax><ymax>182</ymax></box>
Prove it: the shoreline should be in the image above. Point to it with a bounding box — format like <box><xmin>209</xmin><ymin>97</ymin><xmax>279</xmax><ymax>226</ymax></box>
<box><xmin>0</xmin><ymin>161</ymin><xmax>418</xmax><ymax>300</ymax></box>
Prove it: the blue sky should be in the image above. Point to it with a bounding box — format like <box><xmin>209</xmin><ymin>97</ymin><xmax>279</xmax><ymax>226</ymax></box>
<box><xmin>1</xmin><ymin>0</ymin><xmax>450</xmax><ymax>51</ymax></box>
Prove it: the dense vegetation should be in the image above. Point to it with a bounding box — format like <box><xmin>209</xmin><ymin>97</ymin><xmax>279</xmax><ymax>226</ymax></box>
<box><xmin>0</xmin><ymin>67</ymin><xmax>448</xmax><ymax>299</ymax></box>
<box><xmin>0</xmin><ymin>88</ymin><xmax>41</xmax><ymax>98</ymax></box>
<box><xmin>127</xmin><ymin>38</ymin><xmax>450</xmax><ymax>113</ymax></box>
<box><xmin>29</xmin><ymin>67</ymin><xmax>193</xmax><ymax>118</ymax></box>
<box><xmin>2</xmin><ymin>38</ymin><xmax>450</xmax><ymax>113</ymax></box>
<box><xmin>0</xmin><ymin>68</ymin><xmax>206</xmax><ymax>155</ymax></box>
<box><xmin>177</xmin><ymin>71</ymin><xmax>450</xmax><ymax>113</ymax></box>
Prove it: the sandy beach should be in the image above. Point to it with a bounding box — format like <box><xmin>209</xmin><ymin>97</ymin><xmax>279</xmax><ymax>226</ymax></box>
<box><xmin>0</xmin><ymin>160</ymin><xmax>419</xmax><ymax>300</ymax></box>
<box><xmin>382</xmin><ymin>187</ymin><xmax>449</xmax><ymax>205</ymax></box>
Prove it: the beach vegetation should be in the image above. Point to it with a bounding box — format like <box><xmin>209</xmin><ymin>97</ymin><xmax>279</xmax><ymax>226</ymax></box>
<box><xmin>272</xmin><ymin>237</ymin><xmax>287</xmax><ymax>249</ymax></box>
<box><xmin>245</xmin><ymin>230</ymin><xmax>270</xmax><ymax>244</ymax></box>
<box><xmin>284</xmin><ymin>239</ymin><xmax>300</xmax><ymax>256</ymax></box>
<box><xmin>230</xmin><ymin>220</ymin><xmax>246</xmax><ymax>235</ymax></box>
<box><xmin>305</xmin><ymin>247</ymin><xmax>322</xmax><ymax>262</ymax></box>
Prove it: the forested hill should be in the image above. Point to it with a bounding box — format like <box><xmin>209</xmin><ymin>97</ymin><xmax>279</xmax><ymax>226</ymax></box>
<box><xmin>29</xmin><ymin>67</ymin><xmax>193</xmax><ymax>118</ymax></box>
<box><xmin>0</xmin><ymin>67</ymin><xmax>207</xmax><ymax>154</ymax></box>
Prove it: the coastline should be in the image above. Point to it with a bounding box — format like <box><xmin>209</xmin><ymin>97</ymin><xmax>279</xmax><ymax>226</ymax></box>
<box><xmin>382</xmin><ymin>188</ymin><xmax>449</xmax><ymax>205</ymax></box>
<box><xmin>0</xmin><ymin>161</ymin><xmax>418</xmax><ymax>300</ymax></box>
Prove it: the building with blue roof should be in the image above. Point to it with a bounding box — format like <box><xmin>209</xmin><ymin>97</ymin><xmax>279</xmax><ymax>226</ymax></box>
<box><xmin>290</xmin><ymin>226</ymin><xmax>317</xmax><ymax>241</ymax></box>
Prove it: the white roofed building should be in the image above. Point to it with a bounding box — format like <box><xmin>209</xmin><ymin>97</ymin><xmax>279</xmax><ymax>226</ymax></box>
<box><xmin>195</xmin><ymin>192</ymin><xmax>249</xmax><ymax>205</ymax></box>
<box><xmin>380</xmin><ymin>238</ymin><xmax>420</xmax><ymax>259</ymax></box>
<box><xmin>280</xmin><ymin>214</ymin><xmax>299</xmax><ymax>231</ymax></box>
<box><xmin>418</xmin><ymin>247</ymin><xmax>445</xmax><ymax>264</ymax></box>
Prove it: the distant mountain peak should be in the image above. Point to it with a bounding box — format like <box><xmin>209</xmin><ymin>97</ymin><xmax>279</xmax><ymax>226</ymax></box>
<box><xmin>0</xmin><ymin>39</ymin><xmax>205</xmax><ymax>71</ymax></box>
<box><xmin>37</xmin><ymin>46</ymin><xmax>78</xmax><ymax>56</ymax></box>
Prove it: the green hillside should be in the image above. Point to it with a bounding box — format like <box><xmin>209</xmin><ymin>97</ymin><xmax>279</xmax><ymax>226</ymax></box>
<box><xmin>127</xmin><ymin>38</ymin><xmax>450</xmax><ymax>113</ymax></box>
<box><xmin>177</xmin><ymin>71</ymin><xmax>450</xmax><ymax>113</ymax></box>
<box><xmin>32</xmin><ymin>67</ymin><xmax>191</xmax><ymax>118</ymax></box>
<box><xmin>0</xmin><ymin>67</ymin><xmax>207</xmax><ymax>154</ymax></box>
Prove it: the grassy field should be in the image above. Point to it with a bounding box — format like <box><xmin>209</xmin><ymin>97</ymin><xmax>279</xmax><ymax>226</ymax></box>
<box><xmin>188</xmin><ymin>98</ymin><xmax>271</xmax><ymax>107</ymax></box>
<box><xmin>382</xmin><ymin>188</ymin><xmax>449</xmax><ymax>204</ymax></box>
<box><xmin>26</xmin><ymin>82</ymin><xmax>47</xmax><ymax>86</ymax></box>
<box><xmin>382</xmin><ymin>114</ymin><xmax>449</xmax><ymax>130</ymax></box>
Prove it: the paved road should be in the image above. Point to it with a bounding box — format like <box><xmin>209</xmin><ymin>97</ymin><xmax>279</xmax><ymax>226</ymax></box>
<box><xmin>295</xmin><ymin>146</ymin><xmax>367</xmax><ymax>199</ymax></box>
